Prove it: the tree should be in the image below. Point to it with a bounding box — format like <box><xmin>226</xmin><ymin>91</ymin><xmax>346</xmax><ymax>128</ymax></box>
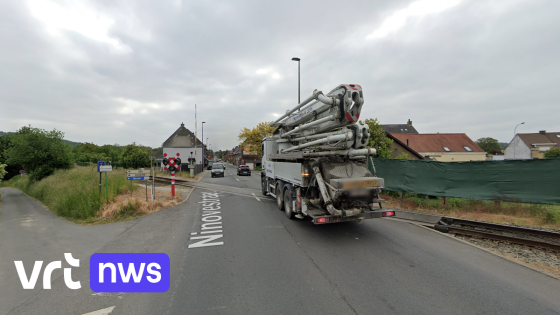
<box><xmin>363</xmin><ymin>118</ymin><xmax>393</xmax><ymax>158</ymax></box>
<box><xmin>237</xmin><ymin>122</ymin><xmax>276</xmax><ymax>156</ymax></box>
<box><xmin>4</xmin><ymin>126</ymin><xmax>73</xmax><ymax>180</ymax></box>
<box><xmin>0</xmin><ymin>163</ymin><xmax>7</xmax><ymax>182</ymax></box>
<box><xmin>544</xmin><ymin>147</ymin><xmax>560</xmax><ymax>159</ymax></box>
<box><xmin>476</xmin><ymin>137</ymin><xmax>501</xmax><ymax>154</ymax></box>
<box><xmin>120</xmin><ymin>143</ymin><xmax>150</xmax><ymax>168</ymax></box>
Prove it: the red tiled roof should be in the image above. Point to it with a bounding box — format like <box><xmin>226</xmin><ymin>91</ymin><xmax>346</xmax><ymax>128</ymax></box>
<box><xmin>390</xmin><ymin>133</ymin><xmax>485</xmax><ymax>153</ymax></box>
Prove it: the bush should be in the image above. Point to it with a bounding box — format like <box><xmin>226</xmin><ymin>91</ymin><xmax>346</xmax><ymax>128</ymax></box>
<box><xmin>544</xmin><ymin>147</ymin><xmax>560</xmax><ymax>159</ymax></box>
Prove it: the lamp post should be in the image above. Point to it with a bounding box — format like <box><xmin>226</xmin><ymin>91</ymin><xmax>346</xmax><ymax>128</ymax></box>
<box><xmin>291</xmin><ymin>57</ymin><xmax>300</xmax><ymax>104</ymax></box>
<box><xmin>206</xmin><ymin>137</ymin><xmax>209</xmax><ymax>158</ymax></box>
<box><xmin>513</xmin><ymin>122</ymin><xmax>525</xmax><ymax>159</ymax></box>
<box><xmin>202</xmin><ymin>122</ymin><xmax>206</xmax><ymax>166</ymax></box>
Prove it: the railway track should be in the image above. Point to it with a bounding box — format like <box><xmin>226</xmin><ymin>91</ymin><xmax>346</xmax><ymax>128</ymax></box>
<box><xmin>435</xmin><ymin>217</ymin><xmax>560</xmax><ymax>251</ymax></box>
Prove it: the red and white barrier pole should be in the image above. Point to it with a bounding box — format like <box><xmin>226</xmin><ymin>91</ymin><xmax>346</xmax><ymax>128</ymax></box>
<box><xmin>171</xmin><ymin>171</ymin><xmax>175</xmax><ymax>197</ymax></box>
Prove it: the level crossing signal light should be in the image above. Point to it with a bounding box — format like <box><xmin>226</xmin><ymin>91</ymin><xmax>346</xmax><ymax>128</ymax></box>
<box><xmin>163</xmin><ymin>153</ymin><xmax>181</xmax><ymax>172</ymax></box>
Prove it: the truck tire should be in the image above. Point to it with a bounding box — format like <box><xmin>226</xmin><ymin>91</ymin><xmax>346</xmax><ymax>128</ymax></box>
<box><xmin>284</xmin><ymin>188</ymin><xmax>295</xmax><ymax>219</ymax></box>
<box><xmin>261</xmin><ymin>177</ymin><xmax>268</xmax><ymax>196</ymax></box>
<box><xmin>276</xmin><ymin>183</ymin><xmax>284</xmax><ymax>211</ymax></box>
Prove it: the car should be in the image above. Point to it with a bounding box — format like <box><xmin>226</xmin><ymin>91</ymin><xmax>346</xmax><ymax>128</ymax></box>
<box><xmin>211</xmin><ymin>163</ymin><xmax>225</xmax><ymax>178</ymax></box>
<box><xmin>237</xmin><ymin>165</ymin><xmax>251</xmax><ymax>176</ymax></box>
<box><xmin>207</xmin><ymin>161</ymin><xmax>215</xmax><ymax>170</ymax></box>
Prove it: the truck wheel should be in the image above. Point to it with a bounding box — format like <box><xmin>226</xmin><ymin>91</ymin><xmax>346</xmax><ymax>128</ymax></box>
<box><xmin>276</xmin><ymin>183</ymin><xmax>284</xmax><ymax>211</ymax></box>
<box><xmin>284</xmin><ymin>188</ymin><xmax>295</xmax><ymax>219</ymax></box>
<box><xmin>261</xmin><ymin>177</ymin><xmax>268</xmax><ymax>196</ymax></box>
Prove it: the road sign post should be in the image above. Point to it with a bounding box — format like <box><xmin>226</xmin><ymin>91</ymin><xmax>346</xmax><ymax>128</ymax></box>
<box><xmin>97</xmin><ymin>161</ymin><xmax>106</xmax><ymax>196</ymax></box>
<box><xmin>19</xmin><ymin>170</ymin><xmax>24</xmax><ymax>179</ymax></box>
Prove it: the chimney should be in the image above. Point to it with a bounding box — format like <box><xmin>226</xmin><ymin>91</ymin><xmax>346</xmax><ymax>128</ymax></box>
<box><xmin>539</xmin><ymin>130</ymin><xmax>546</xmax><ymax>134</ymax></box>
<box><xmin>181</xmin><ymin>122</ymin><xmax>185</xmax><ymax>127</ymax></box>
<box><xmin>407</xmin><ymin>119</ymin><xmax>412</xmax><ymax>126</ymax></box>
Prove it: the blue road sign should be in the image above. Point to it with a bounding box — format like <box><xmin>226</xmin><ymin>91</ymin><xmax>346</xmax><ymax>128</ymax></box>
<box><xmin>19</xmin><ymin>170</ymin><xmax>24</xmax><ymax>174</ymax></box>
<box><xmin>127</xmin><ymin>177</ymin><xmax>149</xmax><ymax>180</ymax></box>
<box><xmin>97</xmin><ymin>161</ymin><xmax>106</xmax><ymax>172</ymax></box>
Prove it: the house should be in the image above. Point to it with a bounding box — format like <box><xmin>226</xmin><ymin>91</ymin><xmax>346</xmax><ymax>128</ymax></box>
<box><xmin>504</xmin><ymin>130</ymin><xmax>560</xmax><ymax>160</ymax></box>
<box><xmin>162</xmin><ymin>123</ymin><xmax>207</xmax><ymax>166</ymax></box>
<box><xmin>381</xmin><ymin>119</ymin><xmax>419</xmax><ymax>134</ymax></box>
<box><xmin>381</xmin><ymin>119</ymin><xmax>423</xmax><ymax>159</ymax></box>
<box><xmin>238</xmin><ymin>145</ymin><xmax>262</xmax><ymax>169</ymax></box>
<box><xmin>391</xmin><ymin>133</ymin><xmax>486</xmax><ymax>161</ymax></box>
<box><xmin>385</xmin><ymin>133</ymin><xmax>425</xmax><ymax>159</ymax></box>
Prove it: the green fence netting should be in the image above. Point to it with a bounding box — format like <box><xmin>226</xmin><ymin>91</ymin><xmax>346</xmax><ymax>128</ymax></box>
<box><xmin>369</xmin><ymin>158</ymin><xmax>560</xmax><ymax>205</ymax></box>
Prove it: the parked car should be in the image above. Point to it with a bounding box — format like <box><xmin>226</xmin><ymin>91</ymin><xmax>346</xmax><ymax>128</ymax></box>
<box><xmin>207</xmin><ymin>161</ymin><xmax>215</xmax><ymax>170</ymax></box>
<box><xmin>211</xmin><ymin>163</ymin><xmax>225</xmax><ymax>178</ymax></box>
<box><xmin>237</xmin><ymin>165</ymin><xmax>251</xmax><ymax>176</ymax></box>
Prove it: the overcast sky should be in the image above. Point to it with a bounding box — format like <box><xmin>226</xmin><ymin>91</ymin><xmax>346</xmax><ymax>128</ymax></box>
<box><xmin>1</xmin><ymin>0</ymin><xmax>558</xmax><ymax>150</ymax></box>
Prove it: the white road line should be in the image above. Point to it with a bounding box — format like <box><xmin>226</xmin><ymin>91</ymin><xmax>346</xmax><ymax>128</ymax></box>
<box><xmin>81</xmin><ymin>306</ymin><xmax>115</xmax><ymax>315</ymax></box>
<box><xmin>235</xmin><ymin>179</ymin><xmax>239</xmax><ymax>181</ymax></box>
<box><xmin>251</xmin><ymin>193</ymin><xmax>256</xmax><ymax>196</ymax></box>
<box><xmin>256</xmin><ymin>197</ymin><xmax>261</xmax><ymax>201</ymax></box>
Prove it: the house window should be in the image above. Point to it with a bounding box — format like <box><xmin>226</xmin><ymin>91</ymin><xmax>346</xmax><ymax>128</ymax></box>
<box><xmin>443</xmin><ymin>146</ymin><xmax>451</xmax><ymax>152</ymax></box>
<box><xmin>463</xmin><ymin>146</ymin><xmax>472</xmax><ymax>152</ymax></box>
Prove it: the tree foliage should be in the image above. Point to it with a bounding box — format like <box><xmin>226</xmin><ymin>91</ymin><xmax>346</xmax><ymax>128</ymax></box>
<box><xmin>120</xmin><ymin>143</ymin><xmax>151</xmax><ymax>168</ymax></box>
<box><xmin>363</xmin><ymin>118</ymin><xmax>393</xmax><ymax>158</ymax></box>
<box><xmin>476</xmin><ymin>137</ymin><xmax>501</xmax><ymax>154</ymax></box>
<box><xmin>237</xmin><ymin>122</ymin><xmax>276</xmax><ymax>156</ymax></box>
<box><xmin>544</xmin><ymin>147</ymin><xmax>560</xmax><ymax>159</ymax></box>
<box><xmin>4</xmin><ymin>126</ymin><xmax>73</xmax><ymax>181</ymax></box>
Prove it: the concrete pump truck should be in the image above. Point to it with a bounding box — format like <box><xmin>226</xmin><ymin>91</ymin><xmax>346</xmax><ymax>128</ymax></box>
<box><xmin>261</xmin><ymin>84</ymin><xmax>395</xmax><ymax>224</ymax></box>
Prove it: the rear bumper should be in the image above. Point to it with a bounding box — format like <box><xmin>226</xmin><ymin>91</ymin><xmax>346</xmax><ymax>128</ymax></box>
<box><xmin>311</xmin><ymin>210</ymin><xmax>395</xmax><ymax>224</ymax></box>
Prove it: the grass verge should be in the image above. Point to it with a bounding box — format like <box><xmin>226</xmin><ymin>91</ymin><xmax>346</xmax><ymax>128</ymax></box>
<box><xmin>0</xmin><ymin>166</ymin><xmax>182</xmax><ymax>223</ymax></box>
<box><xmin>382</xmin><ymin>193</ymin><xmax>560</xmax><ymax>230</ymax></box>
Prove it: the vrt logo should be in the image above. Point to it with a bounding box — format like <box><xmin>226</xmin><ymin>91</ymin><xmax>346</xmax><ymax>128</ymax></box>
<box><xmin>14</xmin><ymin>253</ymin><xmax>81</xmax><ymax>289</ymax></box>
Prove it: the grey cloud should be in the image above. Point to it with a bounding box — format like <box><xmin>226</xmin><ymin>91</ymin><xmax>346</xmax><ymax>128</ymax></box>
<box><xmin>1</xmin><ymin>0</ymin><xmax>558</xmax><ymax>151</ymax></box>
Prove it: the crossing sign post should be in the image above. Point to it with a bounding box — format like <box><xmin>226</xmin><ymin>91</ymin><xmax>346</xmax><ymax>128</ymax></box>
<box><xmin>163</xmin><ymin>153</ymin><xmax>181</xmax><ymax>197</ymax></box>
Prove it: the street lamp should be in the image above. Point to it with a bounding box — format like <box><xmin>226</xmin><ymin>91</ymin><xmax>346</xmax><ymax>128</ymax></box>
<box><xmin>202</xmin><ymin>122</ymin><xmax>206</xmax><ymax>165</ymax></box>
<box><xmin>292</xmin><ymin>57</ymin><xmax>300</xmax><ymax>104</ymax></box>
<box><xmin>513</xmin><ymin>122</ymin><xmax>525</xmax><ymax>159</ymax></box>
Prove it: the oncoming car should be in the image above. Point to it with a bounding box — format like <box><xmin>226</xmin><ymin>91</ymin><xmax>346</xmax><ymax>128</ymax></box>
<box><xmin>237</xmin><ymin>165</ymin><xmax>251</xmax><ymax>176</ymax></box>
<box><xmin>211</xmin><ymin>163</ymin><xmax>225</xmax><ymax>178</ymax></box>
<box><xmin>207</xmin><ymin>161</ymin><xmax>214</xmax><ymax>170</ymax></box>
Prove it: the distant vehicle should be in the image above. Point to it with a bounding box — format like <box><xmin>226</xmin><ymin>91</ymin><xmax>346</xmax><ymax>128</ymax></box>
<box><xmin>207</xmin><ymin>161</ymin><xmax>215</xmax><ymax>170</ymax></box>
<box><xmin>237</xmin><ymin>165</ymin><xmax>251</xmax><ymax>176</ymax></box>
<box><xmin>211</xmin><ymin>163</ymin><xmax>225</xmax><ymax>178</ymax></box>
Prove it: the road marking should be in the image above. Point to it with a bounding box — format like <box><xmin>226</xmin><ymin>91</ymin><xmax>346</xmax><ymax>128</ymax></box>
<box><xmin>255</xmin><ymin>197</ymin><xmax>261</xmax><ymax>201</ymax></box>
<box><xmin>235</xmin><ymin>179</ymin><xmax>239</xmax><ymax>181</ymax></box>
<box><xmin>81</xmin><ymin>306</ymin><xmax>115</xmax><ymax>315</ymax></box>
<box><xmin>188</xmin><ymin>192</ymin><xmax>225</xmax><ymax>248</ymax></box>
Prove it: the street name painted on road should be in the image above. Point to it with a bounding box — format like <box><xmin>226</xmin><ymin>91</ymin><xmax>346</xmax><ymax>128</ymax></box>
<box><xmin>188</xmin><ymin>192</ymin><xmax>224</xmax><ymax>248</ymax></box>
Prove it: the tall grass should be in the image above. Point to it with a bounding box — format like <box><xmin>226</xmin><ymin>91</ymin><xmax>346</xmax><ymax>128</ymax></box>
<box><xmin>382</xmin><ymin>193</ymin><xmax>560</xmax><ymax>225</ymax></box>
<box><xmin>1</xmin><ymin>166</ymin><xmax>137</xmax><ymax>219</ymax></box>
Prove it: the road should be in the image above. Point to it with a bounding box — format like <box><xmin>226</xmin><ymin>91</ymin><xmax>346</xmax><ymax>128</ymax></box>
<box><xmin>1</xmin><ymin>163</ymin><xmax>560</xmax><ymax>314</ymax></box>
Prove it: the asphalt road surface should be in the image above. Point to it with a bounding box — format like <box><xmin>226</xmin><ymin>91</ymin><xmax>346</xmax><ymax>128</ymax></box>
<box><xmin>1</xmin><ymin>164</ymin><xmax>560</xmax><ymax>315</ymax></box>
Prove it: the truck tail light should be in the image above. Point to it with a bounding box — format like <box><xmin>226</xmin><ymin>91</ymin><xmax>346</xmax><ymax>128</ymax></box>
<box><xmin>382</xmin><ymin>211</ymin><xmax>395</xmax><ymax>217</ymax></box>
<box><xmin>317</xmin><ymin>217</ymin><xmax>330</xmax><ymax>223</ymax></box>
